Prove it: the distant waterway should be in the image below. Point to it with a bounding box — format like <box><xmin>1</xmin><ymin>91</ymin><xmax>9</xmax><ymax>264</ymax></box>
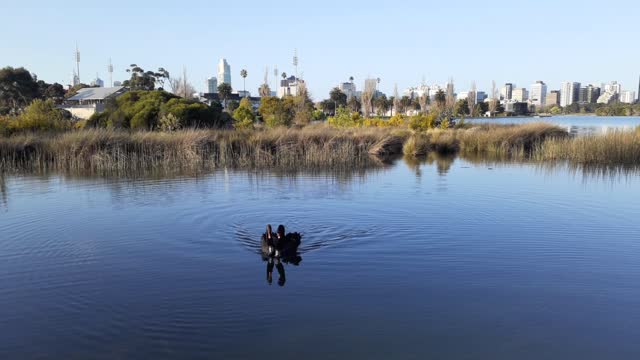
<box><xmin>470</xmin><ymin>115</ymin><xmax>640</xmax><ymax>135</ymax></box>
<box><xmin>1</xmin><ymin>156</ymin><xmax>639</xmax><ymax>359</ymax></box>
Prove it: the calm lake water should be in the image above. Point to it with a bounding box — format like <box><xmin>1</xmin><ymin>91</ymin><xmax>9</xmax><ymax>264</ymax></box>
<box><xmin>1</xmin><ymin>155</ymin><xmax>640</xmax><ymax>359</ymax></box>
<box><xmin>471</xmin><ymin>115</ymin><xmax>640</xmax><ymax>135</ymax></box>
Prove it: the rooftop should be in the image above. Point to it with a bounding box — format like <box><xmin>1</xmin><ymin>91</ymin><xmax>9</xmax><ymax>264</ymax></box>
<box><xmin>67</xmin><ymin>86</ymin><xmax>126</xmax><ymax>101</ymax></box>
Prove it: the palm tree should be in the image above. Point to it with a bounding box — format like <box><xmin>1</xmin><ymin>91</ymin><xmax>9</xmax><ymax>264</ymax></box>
<box><xmin>218</xmin><ymin>82</ymin><xmax>232</xmax><ymax>109</ymax></box>
<box><xmin>349</xmin><ymin>76</ymin><xmax>354</xmax><ymax>84</ymax></box>
<box><xmin>240</xmin><ymin>69</ymin><xmax>248</xmax><ymax>97</ymax></box>
<box><xmin>282</xmin><ymin>72</ymin><xmax>287</xmax><ymax>80</ymax></box>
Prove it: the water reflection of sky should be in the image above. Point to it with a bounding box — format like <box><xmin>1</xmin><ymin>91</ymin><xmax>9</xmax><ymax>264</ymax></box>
<box><xmin>1</xmin><ymin>158</ymin><xmax>640</xmax><ymax>359</ymax></box>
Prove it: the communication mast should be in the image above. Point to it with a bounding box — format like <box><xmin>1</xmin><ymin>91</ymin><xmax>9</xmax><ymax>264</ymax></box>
<box><xmin>75</xmin><ymin>43</ymin><xmax>81</xmax><ymax>84</ymax></box>
<box><xmin>108</xmin><ymin>58</ymin><xmax>114</xmax><ymax>87</ymax></box>
<box><xmin>293</xmin><ymin>49</ymin><xmax>298</xmax><ymax>81</ymax></box>
<box><xmin>273</xmin><ymin>65</ymin><xmax>278</xmax><ymax>91</ymax></box>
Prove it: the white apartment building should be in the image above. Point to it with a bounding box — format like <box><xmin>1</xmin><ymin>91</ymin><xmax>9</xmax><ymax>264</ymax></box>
<box><xmin>560</xmin><ymin>82</ymin><xmax>580</xmax><ymax>107</ymax></box>
<box><xmin>530</xmin><ymin>81</ymin><xmax>547</xmax><ymax>107</ymax></box>
<box><xmin>620</xmin><ymin>90</ymin><xmax>636</xmax><ymax>104</ymax></box>
<box><xmin>604</xmin><ymin>81</ymin><xmax>622</xmax><ymax>95</ymax></box>
<box><xmin>217</xmin><ymin>58</ymin><xmax>231</xmax><ymax>87</ymax></box>
<box><xmin>512</xmin><ymin>88</ymin><xmax>529</xmax><ymax>102</ymax></box>
<box><xmin>500</xmin><ymin>83</ymin><xmax>513</xmax><ymax>100</ymax></box>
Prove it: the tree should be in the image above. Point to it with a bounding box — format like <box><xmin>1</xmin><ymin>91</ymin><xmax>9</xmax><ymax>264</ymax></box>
<box><xmin>446</xmin><ymin>80</ymin><xmax>455</xmax><ymax>110</ymax></box>
<box><xmin>259</xmin><ymin>83</ymin><xmax>271</xmax><ymax>98</ymax></box>
<box><xmin>155</xmin><ymin>68</ymin><xmax>171</xmax><ymax>90</ymax></box>
<box><xmin>374</xmin><ymin>95</ymin><xmax>389</xmax><ymax>116</ymax></box>
<box><xmin>0</xmin><ymin>67</ymin><xmax>40</xmax><ymax>114</ymax></box>
<box><xmin>170</xmin><ymin>69</ymin><xmax>196</xmax><ymax>99</ymax></box>
<box><xmin>488</xmin><ymin>80</ymin><xmax>498</xmax><ymax>115</ymax></box>
<box><xmin>240</xmin><ymin>69</ymin><xmax>248</xmax><ymax>97</ymax></box>
<box><xmin>361</xmin><ymin>90</ymin><xmax>374</xmax><ymax>117</ymax></box>
<box><xmin>454</xmin><ymin>99</ymin><xmax>470</xmax><ymax>117</ymax></box>
<box><xmin>10</xmin><ymin>99</ymin><xmax>71</xmax><ymax>131</ymax></box>
<box><xmin>399</xmin><ymin>96</ymin><xmax>412</xmax><ymax>115</ymax></box>
<box><xmin>292</xmin><ymin>81</ymin><xmax>314</xmax><ymax>125</ymax></box>
<box><xmin>389</xmin><ymin>96</ymin><xmax>395</xmax><ymax>116</ymax></box>
<box><xmin>259</xmin><ymin>96</ymin><xmax>294</xmax><ymax>127</ymax></box>
<box><xmin>393</xmin><ymin>84</ymin><xmax>400</xmax><ymax>116</ymax></box>
<box><xmin>233</xmin><ymin>97</ymin><xmax>255</xmax><ymax>129</ymax></box>
<box><xmin>87</xmin><ymin>90</ymin><xmax>229</xmax><ymax>130</ymax></box>
<box><xmin>123</xmin><ymin>64</ymin><xmax>157</xmax><ymax>91</ymax></box>
<box><xmin>43</xmin><ymin>83</ymin><xmax>66</xmax><ymax>104</ymax></box>
<box><xmin>435</xmin><ymin>90</ymin><xmax>446</xmax><ymax>109</ymax></box>
<box><xmin>329</xmin><ymin>87</ymin><xmax>347</xmax><ymax>108</ymax></box>
<box><xmin>347</xmin><ymin>96</ymin><xmax>361</xmax><ymax>113</ymax></box>
<box><xmin>218</xmin><ymin>83</ymin><xmax>233</xmax><ymax>109</ymax></box>
<box><xmin>468</xmin><ymin>81</ymin><xmax>477</xmax><ymax>116</ymax></box>
<box><xmin>227</xmin><ymin>100</ymin><xmax>239</xmax><ymax>113</ymax></box>
<box><xmin>418</xmin><ymin>92</ymin><xmax>429</xmax><ymax>114</ymax></box>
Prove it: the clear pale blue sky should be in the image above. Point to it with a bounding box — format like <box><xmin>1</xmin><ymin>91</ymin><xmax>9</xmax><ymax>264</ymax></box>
<box><xmin>2</xmin><ymin>0</ymin><xmax>638</xmax><ymax>99</ymax></box>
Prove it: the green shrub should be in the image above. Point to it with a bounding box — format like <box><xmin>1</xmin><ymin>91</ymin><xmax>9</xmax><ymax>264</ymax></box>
<box><xmin>259</xmin><ymin>96</ymin><xmax>294</xmax><ymax>128</ymax></box>
<box><xmin>11</xmin><ymin>99</ymin><xmax>72</xmax><ymax>131</ymax></box>
<box><xmin>327</xmin><ymin>107</ymin><xmax>363</xmax><ymax>128</ymax></box>
<box><xmin>312</xmin><ymin>109</ymin><xmax>326</xmax><ymax>121</ymax></box>
<box><xmin>0</xmin><ymin>116</ymin><xmax>9</xmax><ymax>136</ymax></box>
<box><xmin>88</xmin><ymin>90</ymin><xmax>229</xmax><ymax>130</ymax></box>
<box><xmin>233</xmin><ymin>98</ymin><xmax>255</xmax><ymax>129</ymax></box>
<box><xmin>408</xmin><ymin>113</ymin><xmax>435</xmax><ymax>131</ymax></box>
<box><xmin>158</xmin><ymin>113</ymin><xmax>182</xmax><ymax>132</ymax></box>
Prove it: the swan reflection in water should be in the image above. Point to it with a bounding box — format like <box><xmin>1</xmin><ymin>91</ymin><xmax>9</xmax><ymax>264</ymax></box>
<box><xmin>261</xmin><ymin>224</ymin><xmax>302</xmax><ymax>287</ymax></box>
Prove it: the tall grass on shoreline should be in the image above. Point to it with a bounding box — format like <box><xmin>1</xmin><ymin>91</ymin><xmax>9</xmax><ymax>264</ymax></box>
<box><xmin>1</xmin><ymin>123</ymin><xmax>639</xmax><ymax>173</ymax></box>
<box><xmin>0</xmin><ymin>126</ymin><xmax>406</xmax><ymax>172</ymax></box>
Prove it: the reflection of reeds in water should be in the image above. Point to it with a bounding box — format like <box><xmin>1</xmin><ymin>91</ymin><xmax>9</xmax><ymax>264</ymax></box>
<box><xmin>404</xmin><ymin>153</ymin><xmax>456</xmax><ymax>176</ymax></box>
<box><xmin>1</xmin><ymin>123</ymin><xmax>639</xmax><ymax>174</ymax></box>
<box><xmin>0</xmin><ymin>174</ymin><xmax>7</xmax><ymax>209</ymax></box>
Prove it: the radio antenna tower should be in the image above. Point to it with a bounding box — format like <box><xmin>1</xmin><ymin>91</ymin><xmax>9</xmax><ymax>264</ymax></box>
<box><xmin>75</xmin><ymin>43</ymin><xmax>81</xmax><ymax>84</ymax></box>
<box><xmin>293</xmin><ymin>49</ymin><xmax>299</xmax><ymax>81</ymax></box>
<box><xmin>264</xmin><ymin>66</ymin><xmax>269</xmax><ymax>86</ymax></box>
<box><xmin>108</xmin><ymin>58</ymin><xmax>114</xmax><ymax>87</ymax></box>
<box><xmin>273</xmin><ymin>65</ymin><xmax>278</xmax><ymax>91</ymax></box>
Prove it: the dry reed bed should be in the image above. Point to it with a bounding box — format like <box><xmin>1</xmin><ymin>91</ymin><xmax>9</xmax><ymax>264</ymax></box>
<box><xmin>0</xmin><ymin>127</ymin><xmax>405</xmax><ymax>172</ymax></box>
<box><xmin>1</xmin><ymin>123</ymin><xmax>639</xmax><ymax>172</ymax></box>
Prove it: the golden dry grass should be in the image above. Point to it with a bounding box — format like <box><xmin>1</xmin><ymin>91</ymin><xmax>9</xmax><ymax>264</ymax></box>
<box><xmin>1</xmin><ymin>123</ymin><xmax>638</xmax><ymax>173</ymax></box>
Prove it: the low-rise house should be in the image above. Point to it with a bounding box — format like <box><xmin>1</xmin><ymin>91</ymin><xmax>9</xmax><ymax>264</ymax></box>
<box><xmin>62</xmin><ymin>86</ymin><xmax>127</xmax><ymax>120</ymax></box>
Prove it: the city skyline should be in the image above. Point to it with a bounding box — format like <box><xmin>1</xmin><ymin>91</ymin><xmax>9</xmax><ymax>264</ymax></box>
<box><xmin>2</xmin><ymin>0</ymin><xmax>639</xmax><ymax>100</ymax></box>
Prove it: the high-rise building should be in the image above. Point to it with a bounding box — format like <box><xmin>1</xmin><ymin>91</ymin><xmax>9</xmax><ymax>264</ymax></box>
<box><xmin>277</xmin><ymin>76</ymin><xmax>305</xmax><ymax>98</ymax></box>
<box><xmin>206</xmin><ymin>77</ymin><xmax>218</xmax><ymax>93</ymax></box>
<box><xmin>585</xmin><ymin>85</ymin><xmax>601</xmax><ymax>104</ymax></box>
<box><xmin>217</xmin><ymin>58</ymin><xmax>231</xmax><ymax>87</ymax></box>
<box><xmin>620</xmin><ymin>91</ymin><xmax>636</xmax><ymax>104</ymax></box>
<box><xmin>500</xmin><ymin>83</ymin><xmax>513</xmax><ymax>100</ymax></box>
<box><xmin>339</xmin><ymin>82</ymin><xmax>356</xmax><ymax>99</ymax></box>
<box><xmin>547</xmin><ymin>91</ymin><xmax>560</xmax><ymax>107</ymax></box>
<box><xmin>571</xmin><ymin>82</ymin><xmax>581</xmax><ymax>104</ymax></box>
<box><xmin>91</xmin><ymin>76</ymin><xmax>104</xmax><ymax>88</ymax></box>
<box><xmin>578</xmin><ymin>87</ymin><xmax>588</xmax><ymax>104</ymax></box>
<box><xmin>604</xmin><ymin>81</ymin><xmax>622</xmax><ymax>95</ymax></box>
<box><xmin>512</xmin><ymin>88</ymin><xmax>529</xmax><ymax>102</ymax></box>
<box><xmin>560</xmin><ymin>82</ymin><xmax>580</xmax><ymax>107</ymax></box>
<box><xmin>530</xmin><ymin>81</ymin><xmax>547</xmax><ymax>107</ymax></box>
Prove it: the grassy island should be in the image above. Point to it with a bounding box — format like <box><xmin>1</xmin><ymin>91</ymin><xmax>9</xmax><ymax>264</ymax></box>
<box><xmin>1</xmin><ymin>123</ymin><xmax>639</xmax><ymax>173</ymax></box>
